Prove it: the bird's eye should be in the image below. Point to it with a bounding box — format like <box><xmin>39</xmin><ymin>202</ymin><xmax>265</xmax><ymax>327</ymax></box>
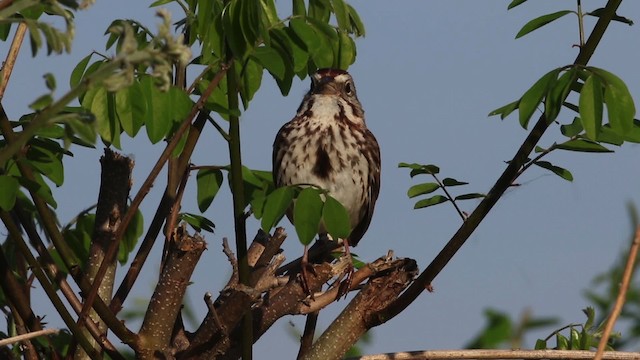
<box><xmin>344</xmin><ymin>81</ymin><xmax>354</xmax><ymax>96</ymax></box>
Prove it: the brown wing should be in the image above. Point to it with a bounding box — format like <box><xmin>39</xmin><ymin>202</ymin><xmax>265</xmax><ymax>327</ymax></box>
<box><xmin>272</xmin><ymin>119</ymin><xmax>296</xmax><ymax>188</ymax></box>
<box><xmin>348</xmin><ymin>128</ymin><xmax>381</xmax><ymax>247</ymax></box>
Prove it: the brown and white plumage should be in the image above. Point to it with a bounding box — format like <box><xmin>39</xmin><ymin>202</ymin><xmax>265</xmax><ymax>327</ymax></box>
<box><xmin>272</xmin><ymin>69</ymin><xmax>380</xmax><ymax>247</ymax></box>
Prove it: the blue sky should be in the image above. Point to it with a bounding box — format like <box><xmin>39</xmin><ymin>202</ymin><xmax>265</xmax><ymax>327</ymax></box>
<box><xmin>3</xmin><ymin>1</ymin><xmax>640</xmax><ymax>358</ymax></box>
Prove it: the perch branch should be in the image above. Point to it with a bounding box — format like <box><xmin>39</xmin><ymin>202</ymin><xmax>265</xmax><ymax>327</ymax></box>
<box><xmin>346</xmin><ymin>349</ymin><xmax>640</xmax><ymax>360</ymax></box>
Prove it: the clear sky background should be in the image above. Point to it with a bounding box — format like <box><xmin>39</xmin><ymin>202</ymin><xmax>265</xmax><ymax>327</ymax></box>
<box><xmin>2</xmin><ymin>1</ymin><xmax>640</xmax><ymax>358</ymax></box>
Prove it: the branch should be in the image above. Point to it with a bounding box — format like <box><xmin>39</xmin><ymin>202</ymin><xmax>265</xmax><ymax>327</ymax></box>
<box><xmin>380</xmin><ymin>0</ymin><xmax>623</xmax><ymax>322</ymax></box>
<box><xmin>0</xmin><ymin>328</ymin><xmax>59</xmax><ymax>347</ymax></box>
<box><xmin>346</xmin><ymin>349</ymin><xmax>640</xmax><ymax>360</ymax></box>
<box><xmin>75</xmin><ymin>148</ymin><xmax>133</xmax><ymax>358</ymax></box>
<box><xmin>138</xmin><ymin>225</ymin><xmax>206</xmax><ymax>357</ymax></box>
<box><xmin>225</xmin><ymin>59</ymin><xmax>252</xmax><ymax>360</ymax></box>
<box><xmin>594</xmin><ymin>226</ymin><xmax>640</xmax><ymax>360</ymax></box>
<box><xmin>302</xmin><ymin>258</ymin><xmax>418</xmax><ymax>360</ymax></box>
<box><xmin>0</xmin><ymin>22</ymin><xmax>27</xmax><ymax>99</ymax></box>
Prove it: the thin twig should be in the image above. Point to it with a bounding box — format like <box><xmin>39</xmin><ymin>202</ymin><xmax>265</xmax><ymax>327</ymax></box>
<box><xmin>431</xmin><ymin>173</ymin><xmax>466</xmax><ymax>221</ymax></box>
<box><xmin>347</xmin><ymin>349</ymin><xmax>640</xmax><ymax>360</ymax></box>
<box><xmin>0</xmin><ymin>22</ymin><xmax>27</xmax><ymax>99</ymax></box>
<box><xmin>297</xmin><ymin>311</ymin><xmax>318</xmax><ymax>359</ymax></box>
<box><xmin>223</xmin><ymin>237</ymin><xmax>239</xmax><ymax>287</ymax></box>
<box><xmin>0</xmin><ymin>328</ymin><xmax>59</xmax><ymax>347</ymax></box>
<box><xmin>204</xmin><ymin>292</ymin><xmax>226</xmax><ymax>336</ymax></box>
<box><xmin>594</xmin><ymin>226</ymin><xmax>640</xmax><ymax>360</ymax></box>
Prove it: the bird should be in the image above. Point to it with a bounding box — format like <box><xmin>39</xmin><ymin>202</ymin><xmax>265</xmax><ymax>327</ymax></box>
<box><xmin>272</xmin><ymin>68</ymin><xmax>381</xmax><ymax>293</ymax></box>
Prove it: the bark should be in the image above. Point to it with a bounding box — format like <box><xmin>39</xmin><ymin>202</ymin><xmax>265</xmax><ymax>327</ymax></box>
<box><xmin>76</xmin><ymin>148</ymin><xmax>133</xmax><ymax>359</ymax></box>
<box><xmin>138</xmin><ymin>225</ymin><xmax>206</xmax><ymax>359</ymax></box>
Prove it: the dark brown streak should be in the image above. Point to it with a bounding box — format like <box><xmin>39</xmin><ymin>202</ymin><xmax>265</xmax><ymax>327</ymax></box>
<box><xmin>312</xmin><ymin>145</ymin><xmax>332</xmax><ymax>179</ymax></box>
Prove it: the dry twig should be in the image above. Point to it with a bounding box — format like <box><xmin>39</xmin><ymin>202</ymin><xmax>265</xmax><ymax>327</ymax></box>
<box><xmin>594</xmin><ymin>226</ymin><xmax>640</xmax><ymax>360</ymax></box>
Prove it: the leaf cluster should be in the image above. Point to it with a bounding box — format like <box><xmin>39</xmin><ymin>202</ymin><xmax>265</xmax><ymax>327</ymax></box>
<box><xmin>398</xmin><ymin>162</ymin><xmax>484</xmax><ymax>215</ymax></box>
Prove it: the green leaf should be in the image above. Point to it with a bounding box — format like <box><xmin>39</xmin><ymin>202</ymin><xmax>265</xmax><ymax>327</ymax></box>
<box><xmin>533</xmin><ymin>161</ymin><xmax>573</xmax><ymax>181</ymax></box>
<box><xmin>180</xmin><ymin>213</ymin><xmax>216</xmax><ymax>233</ymax></box>
<box><xmin>570</xmin><ymin>328</ymin><xmax>580</xmax><ymax>349</ymax></box>
<box><xmin>150</xmin><ymin>0</ymin><xmax>174</xmax><ymax>6</ymax></box>
<box><xmin>70</xmin><ymin>53</ymin><xmax>93</xmax><ymax>88</ymax></box>
<box><xmin>267</xmin><ymin>28</ymin><xmax>296</xmax><ymax>95</ymax></box>
<box><xmin>290</xmin><ymin>18</ymin><xmax>320</xmax><ymax>56</ymax></box>
<box><xmin>597</xmin><ymin>125</ymin><xmax>624</xmax><ymax>146</ymax></box>
<box><xmin>253</xmin><ymin>46</ymin><xmax>286</xmax><ymax>80</ymax></box>
<box><xmin>508</xmin><ymin>0</ymin><xmax>528</xmax><ymax>10</ymax></box>
<box><xmin>29</xmin><ymin>94</ymin><xmax>53</xmax><ymax>111</ymax></box>
<box><xmin>560</xmin><ymin>117</ymin><xmax>583</xmax><ymax>137</ymax></box>
<box><xmin>346</xmin><ymin>4</ymin><xmax>365</xmax><ymax>36</ymax></box>
<box><xmin>240</xmin><ymin>58</ymin><xmax>263</xmax><ymax>107</ymax></box>
<box><xmin>197</xmin><ymin>169</ymin><xmax>224</xmax><ymax>212</ymax></box>
<box><xmin>88</xmin><ymin>87</ymin><xmax>120</xmax><ymax>147</ymax></box>
<box><xmin>407</xmin><ymin>183</ymin><xmax>440</xmax><ymax>198</ymax></box>
<box><xmin>515</xmin><ymin>10</ymin><xmax>573</xmax><ymax>39</ymax></box>
<box><xmin>140</xmin><ymin>76</ymin><xmax>171</xmax><ymax>144</ymax></box>
<box><xmin>293</xmin><ymin>187</ymin><xmax>323</xmax><ymax>245</ymax></box>
<box><xmin>556</xmin><ymin>139</ymin><xmax>613</xmax><ymax>153</ymax></box>
<box><xmin>583</xmin><ymin>307</ymin><xmax>595</xmax><ymax>330</ymax></box>
<box><xmin>455</xmin><ymin>193</ymin><xmax>486</xmax><ymax>200</ymax></box>
<box><xmin>44</xmin><ymin>73</ymin><xmax>56</xmax><ymax>91</ymax></box>
<box><xmin>27</xmin><ymin>145</ymin><xmax>64</xmax><ymax>186</ymax></box>
<box><xmin>335</xmin><ymin>31</ymin><xmax>355</xmax><ymax>70</ymax></box>
<box><xmin>442</xmin><ymin>178</ymin><xmax>468</xmax><ymax>187</ymax></box>
<box><xmin>331</xmin><ymin>0</ymin><xmax>350</xmax><ymax>31</ymax></box>
<box><xmin>116</xmin><ymin>82</ymin><xmax>146</xmax><ymax>137</ymax></box>
<box><xmin>18</xmin><ymin>174</ymin><xmax>57</xmax><ymax>208</ymax></box>
<box><xmin>414</xmin><ymin>195</ymin><xmax>448</xmax><ymax>209</ymax></box>
<box><xmin>535</xmin><ymin>339</ymin><xmax>548</xmax><ymax>350</ymax></box>
<box><xmin>322</xmin><ymin>195</ymin><xmax>351</xmax><ymax>240</ymax></box>
<box><xmin>519</xmin><ymin>68</ymin><xmax>560</xmax><ymax>129</ymax></box>
<box><xmin>309</xmin><ymin>0</ymin><xmax>331</xmax><ymax>23</ymax></box>
<box><xmin>556</xmin><ymin>333</ymin><xmax>569</xmax><ymax>350</ymax></box>
<box><xmin>0</xmin><ymin>176</ymin><xmax>19</xmax><ymax>210</ymax></box>
<box><xmin>261</xmin><ymin>186</ymin><xmax>295</xmax><ymax>232</ymax></box>
<box><xmin>488</xmin><ymin>100</ymin><xmax>519</xmax><ymax>120</ymax></box>
<box><xmin>292</xmin><ymin>0</ymin><xmax>306</xmax><ymax>16</ymax></box>
<box><xmin>579</xmin><ymin>74</ymin><xmax>603</xmax><ymax>140</ymax></box>
<box><xmin>546</xmin><ymin>68</ymin><xmax>576</xmax><ymax>123</ymax></box>
<box><xmin>587</xmin><ymin>8</ymin><xmax>634</xmax><ymax>26</ymax></box>
<box><xmin>589</xmin><ymin>67</ymin><xmax>636</xmax><ymax>136</ymax></box>
<box><xmin>398</xmin><ymin>162</ymin><xmax>440</xmax><ymax>176</ymax></box>
<box><xmin>283</xmin><ymin>27</ymin><xmax>309</xmax><ymax>74</ymax></box>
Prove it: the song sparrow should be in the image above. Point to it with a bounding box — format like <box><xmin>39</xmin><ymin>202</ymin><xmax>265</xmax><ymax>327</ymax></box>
<box><xmin>272</xmin><ymin>68</ymin><xmax>381</xmax><ymax>286</ymax></box>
